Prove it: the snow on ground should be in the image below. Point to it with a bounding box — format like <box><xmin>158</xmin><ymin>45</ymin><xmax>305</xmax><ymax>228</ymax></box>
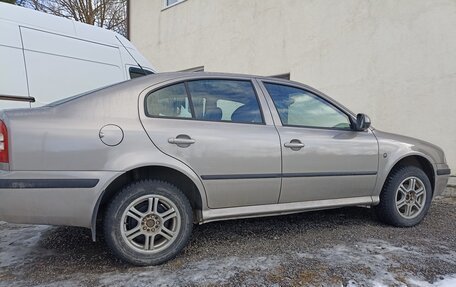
<box><xmin>97</xmin><ymin>256</ymin><xmax>281</xmax><ymax>287</ymax></box>
<box><xmin>407</xmin><ymin>275</ymin><xmax>456</xmax><ymax>287</ymax></box>
<box><xmin>296</xmin><ymin>240</ymin><xmax>456</xmax><ymax>287</ymax></box>
<box><xmin>0</xmin><ymin>222</ymin><xmax>51</xmax><ymax>268</ymax></box>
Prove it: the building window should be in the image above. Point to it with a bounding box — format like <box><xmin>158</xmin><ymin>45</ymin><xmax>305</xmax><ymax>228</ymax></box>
<box><xmin>164</xmin><ymin>0</ymin><xmax>185</xmax><ymax>9</ymax></box>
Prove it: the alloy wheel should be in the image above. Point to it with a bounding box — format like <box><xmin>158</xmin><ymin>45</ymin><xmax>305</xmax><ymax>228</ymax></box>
<box><xmin>395</xmin><ymin>176</ymin><xmax>426</xmax><ymax>219</ymax></box>
<box><xmin>120</xmin><ymin>194</ymin><xmax>181</xmax><ymax>253</ymax></box>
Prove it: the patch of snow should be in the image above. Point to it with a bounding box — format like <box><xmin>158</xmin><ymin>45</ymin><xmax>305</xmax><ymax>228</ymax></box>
<box><xmin>297</xmin><ymin>239</ymin><xmax>456</xmax><ymax>287</ymax></box>
<box><xmin>98</xmin><ymin>255</ymin><xmax>281</xmax><ymax>286</ymax></box>
<box><xmin>407</xmin><ymin>275</ymin><xmax>456</xmax><ymax>287</ymax></box>
<box><xmin>0</xmin><ymin>221</ymin><xmax>51</xmax><ymax>268</ymax></box>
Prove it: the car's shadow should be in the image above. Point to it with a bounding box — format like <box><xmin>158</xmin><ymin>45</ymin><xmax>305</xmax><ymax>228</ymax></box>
<box><xmin>30</xmin><ymin>206</ymin><xmax>380</xmax><ymax>273</ymax></box>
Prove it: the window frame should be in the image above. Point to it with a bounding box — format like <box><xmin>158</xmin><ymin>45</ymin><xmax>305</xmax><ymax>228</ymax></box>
<box><xmin>262</xmin><ymin>81</ymin><xmax>357</xmax><ymax>131</ymax></box>
<box><xmin>144</xmin><ymin>78</ymin><xmax>266</xmax><ymax>126</ymax></box>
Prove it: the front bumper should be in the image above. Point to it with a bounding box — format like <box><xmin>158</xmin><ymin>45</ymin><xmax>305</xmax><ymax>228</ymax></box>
<box><xmin>434</xmin><ymin>163</ymin><xmax>451</xmax><ymax>197</ymax></box>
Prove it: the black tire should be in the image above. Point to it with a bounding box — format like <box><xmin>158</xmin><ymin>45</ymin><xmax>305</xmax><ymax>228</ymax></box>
<box><xmin>374</xmin><ymin>166</ymin><xmax>432</xmax><ymax>227</ymax></box>
<box><xmin>103</xmin><ymin>180</ymin><xmax>193</xmax><ymax>266</ymax></box>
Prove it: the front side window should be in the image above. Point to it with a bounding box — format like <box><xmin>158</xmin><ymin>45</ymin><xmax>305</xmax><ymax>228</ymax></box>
<box><xmin>187</xmin><ymin>80</ymin><xmax>263</xmax><ymax>124</ymax></box>
<box><xmin>145</xmin><ymin>83</ymin><xmax>192</xmax><ymax>118</ymax></box>
<box><xmin>264</xmin><ymin>83</ymin><xmax>351</xmax><ymax>130</ymax></box>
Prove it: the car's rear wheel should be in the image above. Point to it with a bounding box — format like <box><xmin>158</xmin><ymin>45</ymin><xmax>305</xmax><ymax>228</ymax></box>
<box><xmin>103</xmin><ymin>180</ymin><xmax>193</xmax><ymax>266</ymax></box>
<box><xmin>374</xmin><ymin>166</ymin><xmax>432</xmax><ymax>227</ymax></box>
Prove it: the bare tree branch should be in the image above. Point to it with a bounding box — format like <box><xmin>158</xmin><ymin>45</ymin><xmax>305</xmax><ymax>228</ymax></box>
<box><xmin>18</xmin><ymin>0</ymin><xmax>127</xmax><ymax>37</ymax></box>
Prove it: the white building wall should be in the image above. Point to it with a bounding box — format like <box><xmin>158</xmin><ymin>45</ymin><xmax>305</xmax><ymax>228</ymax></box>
<box><xmin>130</xmin><ymin>0</ymin><xmax>456</xmax><ymax>173</ymax></box>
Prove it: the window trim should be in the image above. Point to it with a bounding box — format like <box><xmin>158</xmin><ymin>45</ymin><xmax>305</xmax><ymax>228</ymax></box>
<box><xmin>144</xmin><ymin>78</ymin><xmax>266</xmax><ymax>126</ymax></box>
<box><xmin>262</xmin><ymin>81</ymin><xmax>357</xmax><ymax>131</ymax></box>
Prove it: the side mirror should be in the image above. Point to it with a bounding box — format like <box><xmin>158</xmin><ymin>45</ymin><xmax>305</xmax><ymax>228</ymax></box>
<box><xmin>354</xmin><ymin>113</ymin><xmax>371</xmax><ymax>131</ymax></box>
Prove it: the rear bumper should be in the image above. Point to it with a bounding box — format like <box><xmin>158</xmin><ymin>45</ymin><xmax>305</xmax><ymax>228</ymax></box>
<box><xmin>0</xmin><ymin>170</ymin><xmax>119</xmax><ymax>228</ymax></box>
<box><xmin>434</xmin><ymin>164</ymin><xmax>451</xmax><ymax>197</ymax></box>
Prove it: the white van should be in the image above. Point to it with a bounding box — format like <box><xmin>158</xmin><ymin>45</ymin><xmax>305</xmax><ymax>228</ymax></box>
<box><xmin>0</xmin><ymin>3</ymin><xmax>155</xmax><ymax>109</ymax></box>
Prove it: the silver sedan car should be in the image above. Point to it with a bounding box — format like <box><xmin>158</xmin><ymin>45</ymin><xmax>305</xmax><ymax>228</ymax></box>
<box><xmin>0</xmin><ymin>72</ymin><xmax>450</xmax><ymax>265</ymax></box>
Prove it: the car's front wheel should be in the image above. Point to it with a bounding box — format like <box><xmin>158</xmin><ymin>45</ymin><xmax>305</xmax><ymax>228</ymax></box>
<box><xmin>103</xmin><ymin>180</ymin><xmax>193</xmax><ymax>266</ymax></box>
<box><xmin>374</xmin><ymin>166</ymin><xmax>432</xmax><ymax>227</ymax></box>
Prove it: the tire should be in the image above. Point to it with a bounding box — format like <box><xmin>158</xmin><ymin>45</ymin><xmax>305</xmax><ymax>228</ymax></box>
<box><xmin>374</xmin><ymin>166</ymin><xmax>432</xmax><ymax>227</ymax></box>
<box><xmin>103</xmin><ymin>180</ymin><xmax>193</xmax><ymax>266</ymax></box>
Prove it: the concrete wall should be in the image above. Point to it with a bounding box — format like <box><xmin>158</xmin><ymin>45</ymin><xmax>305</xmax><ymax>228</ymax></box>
<box><xmin>130</xmin><ymin>0</ymin><xmax>456</xmax><ymax>173</ymax></box>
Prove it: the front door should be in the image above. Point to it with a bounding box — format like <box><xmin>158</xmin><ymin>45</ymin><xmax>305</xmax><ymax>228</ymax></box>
<box><xmin>140</xmin><ymin>78</ymin><xmax>282</xmax><ymax>209</ymax></box>
<box><xmin>261</xmin><ymin>81</ymin><xmax>379</xmax><ymax>203</ymax></box>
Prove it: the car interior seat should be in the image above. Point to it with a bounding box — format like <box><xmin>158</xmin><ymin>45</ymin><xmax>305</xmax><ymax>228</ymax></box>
<box><xmin>231</xmin><ymin>104</ymin><xmax>261</xmax><ymax>123</ymax></box>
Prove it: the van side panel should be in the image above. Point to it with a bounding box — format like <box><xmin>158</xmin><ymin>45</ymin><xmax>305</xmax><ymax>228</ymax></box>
<box><xmin>20</xmin><ymin>27</ymin><xmax>124</xmax><ymax>105</ymax></box>
<box><xmin>0</xmin><ymin>21</ymin><xmax>30</xmax><ymax>109</ymax></box>
<box><xmin>0</xmin><ymin>3</ymin><xmax>154</xmax><ymax>109</ymax></box>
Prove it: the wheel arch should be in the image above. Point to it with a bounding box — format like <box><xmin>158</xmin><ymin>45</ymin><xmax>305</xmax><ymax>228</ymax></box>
<box><xmin>91</xmin><ymin>165</ymin><xmax>205</xmax><ymax>241</ymax></box>
<box><xmin>382</xmin><ymin>154</ymin><xmax>435</xmax><ymax>195</ymax></box>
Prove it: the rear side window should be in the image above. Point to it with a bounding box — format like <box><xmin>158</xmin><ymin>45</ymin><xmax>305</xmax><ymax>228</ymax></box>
<box><xmin>145</xmin><ymin>79</ymin><xmax>263</xmax><ymax>124</ymax></box>
<box><xmin>145</xmin><ymin>83</ymin><xmax>192</xmax><ymax>118</ymax></box>
<box><xmin>187</xmin><ymin>80</ymin><xmax>263</xmax><ymax>124</ymax></box>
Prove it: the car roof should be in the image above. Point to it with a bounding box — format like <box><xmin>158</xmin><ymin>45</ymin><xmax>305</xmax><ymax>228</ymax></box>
<box><xmin>43</xmin><ymin>71</ymin><xmax>356</xmax><ymax>120</ymax></box>
<box><xmin>130</xmin><ymin>71</ymin><xmax>302</xmax><ymax>87</ymax></box>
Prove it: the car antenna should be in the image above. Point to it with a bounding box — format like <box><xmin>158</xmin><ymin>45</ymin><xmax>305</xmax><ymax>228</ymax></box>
<box><xmin>115</xmin><ymin>35</ymin><xmax>148</xmax><ymax>75</ymax></box>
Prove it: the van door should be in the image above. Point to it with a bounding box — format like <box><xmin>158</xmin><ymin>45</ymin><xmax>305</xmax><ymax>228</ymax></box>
<box><xmin>20</xmin><ymin>27</ymin><xmax>124</xmax><ymax>106</ymax></box>
<box><xmin>0</xmin><ymin>21</ymin><xmax>31</xmax><ymax>109</ymax></box>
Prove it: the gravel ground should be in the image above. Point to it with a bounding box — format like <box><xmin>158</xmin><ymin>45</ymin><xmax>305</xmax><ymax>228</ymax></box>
<box><xmin>0</xmin><ymin>197</ymin><xmax>455</xmax><ymax>287</ymax></box>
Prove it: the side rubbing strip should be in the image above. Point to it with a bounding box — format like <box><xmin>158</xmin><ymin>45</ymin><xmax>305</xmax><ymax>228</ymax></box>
<box><xmin>201</xmin><ymin>174</ymin><xmax>281</xmax><ymax>180</ymax></box>
<box><xmin>437</xmin><ymin>169</ymin><xmax>451</xmax><ymax>176</ymax></box>
<box><xmin>282</xmin><ymin>171</ymin><xmax>377</xmax><ymax>178</ymax></box>
<box><xmin>201</xmin><ymin>171</ymin><xmax>377</xmax><ymax>180</ymax></box>
<box><xmin>0</xmin><ymin>179</ymin><xmax>99</xmax><ymax>189</ymax></box>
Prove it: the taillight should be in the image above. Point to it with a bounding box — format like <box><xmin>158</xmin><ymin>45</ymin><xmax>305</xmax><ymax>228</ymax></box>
<box><xmin>0</xmin><ymin>120</ymin><xmax>9</xmax><ymax>163</ymax></box>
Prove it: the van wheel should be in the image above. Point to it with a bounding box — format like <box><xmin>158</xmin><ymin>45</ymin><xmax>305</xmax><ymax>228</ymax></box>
<box><xmin>103</xmin><ymin>180</ymin><xmax>193</xmax><ymax>266</ymax></box>
<box><xmin>374</xmin><ymin>166</ymin><xmax>432</xmax><ymax>227</ymax></box>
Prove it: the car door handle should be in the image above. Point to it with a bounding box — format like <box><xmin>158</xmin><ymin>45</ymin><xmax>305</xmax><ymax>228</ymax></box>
<box><xmin>284</xmin><ymin>140</ymin><xmax>305</xmax><ymax>150</ymax></box>
<box><xmin>168</xmin><ymin>137</ymin><xmax>195</xmax><ymax>145</ymax></box>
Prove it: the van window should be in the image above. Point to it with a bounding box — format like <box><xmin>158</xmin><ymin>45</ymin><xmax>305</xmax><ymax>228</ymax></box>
<box><xmin>129</xmin><ymin>67</ymin><xmax>154</xmax><ymax>79</ymax></box>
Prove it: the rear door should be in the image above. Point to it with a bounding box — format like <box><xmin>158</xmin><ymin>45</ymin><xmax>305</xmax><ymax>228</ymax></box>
<box><xmin>139</xmin><ymin>77</ymin><xmax>281</xmax><ymax>209</ymax></box>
